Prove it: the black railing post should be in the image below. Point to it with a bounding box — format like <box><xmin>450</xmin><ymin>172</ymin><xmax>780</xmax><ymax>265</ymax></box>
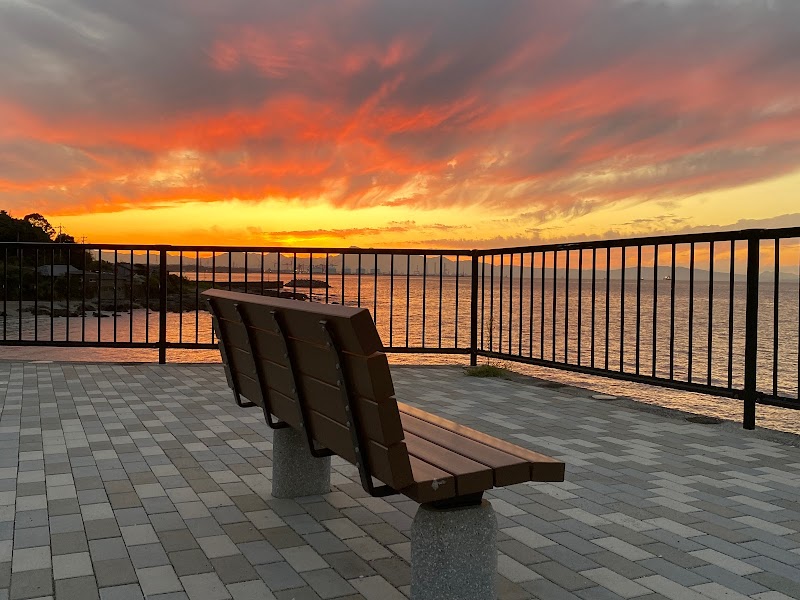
<box><xmin>470</xmin><ymin>251</ymin><xmax>479</xmax><ymax>366</ymax></box>
<box><xmin>743</xmin><ymin>233</ymin><xmax>760</xmax><ymax>429</ymax></box>
<box><xmin>159</xmin><ymin>248</ymin><xmax>168</xmax><ymax>364</ymax></box>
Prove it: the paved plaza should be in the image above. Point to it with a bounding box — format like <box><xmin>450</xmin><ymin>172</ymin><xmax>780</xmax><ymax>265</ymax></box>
<box><xmin>1</xmin><ymin>361</ymin><xmax>800</xmax><ymax>600</ymax></box>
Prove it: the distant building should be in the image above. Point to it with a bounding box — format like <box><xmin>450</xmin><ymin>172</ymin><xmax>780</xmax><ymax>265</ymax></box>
<box><xmin>36</xmin><ymin>265</ymin><xmax>85</xmax><ymax>277</ymax></box>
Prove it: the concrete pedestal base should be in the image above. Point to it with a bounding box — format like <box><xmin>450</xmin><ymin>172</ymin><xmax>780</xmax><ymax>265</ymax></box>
<box><xmin>411</xmin><ymin>500</ymin><xmax>497</xmax><ymax>600</ymax></box>
<box><xmin>271</xmin><ymin>427</ymin><xmax>331</xmax><ymax>498</ymax></box>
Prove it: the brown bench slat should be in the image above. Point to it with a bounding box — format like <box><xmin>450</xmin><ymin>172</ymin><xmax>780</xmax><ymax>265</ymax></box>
<box><xmin>235</xmin><ymin>372</ymin><xmax>414</xmax><ymax>490</ymax></box>
<box><xmin>404</xmin><ymin>433</ymin><xmax>493</xmax><ymax>496</ymax></box>
<box><xmin>404</xmin><ymin>457</ymin><xmax>456</xmax><ymax>504</ymax></box>
<box><xmin>400</xmin><ymin>413</ymin><xmax>531</xmax><ymax>487</ymax></box>
<box><xmin>208</xmin><ymin>290</ymin><xmax>383</xmax><ymax>355</ymax></box>
<box><xmin>399</xmin><ymin>403</ymin><xmax>565</xmax><ymax>482</ymax></box>
<box><xmin>220</xmin><ymin>322</ymin><xmax>395</xmax><ymax>400</ymax></box>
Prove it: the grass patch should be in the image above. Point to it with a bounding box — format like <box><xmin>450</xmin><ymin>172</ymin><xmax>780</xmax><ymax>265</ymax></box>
<box><xmin>464</xmin><ymin>364</ymin><xmax>506</xmax><ymax>378</ymax></box>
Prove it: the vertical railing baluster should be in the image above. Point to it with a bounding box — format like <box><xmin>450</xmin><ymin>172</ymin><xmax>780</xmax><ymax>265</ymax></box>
<box><xmin>341</xmin><ymin>253</ymin><xmax>346</xmax><ymax>305</ymax></box>
<box><xmin>688</xmin><ymin>242</ymin><xmax>695</xmax><ymax>382</ymax></box>
<box><xmin>406</xmin><ymin>255</ymin><xmax>410</xmax><ymax>347</ymax></box>
<box><xmin>518</xmin><ymin>252</ymin><xmax>523</xmax><ymax>356</ymax></box>
<box><xmin>578</xmin><ymin>249</ymin><xmax>583</xmax><ymax>366</ymax></box>
<box><xmin>229</xmin><ymin>252</ymin><xmax>233</xmax><ymax>292</ymax></box>
<box><xmin>50</xmin><ymin>247</ymin><xmax>55</xmax><ymax>341</ymax></box>
<box><xmin>636</xmin><ymin>246</ymin><xmax>641</xmax><ymax>375</ymax></box>
<box><xmin>293</xmin><ymin>253</ymin><xmax>298</xmax><ymax>298</ymax></box>
<box><xmin>18</xmin><ymin>247</ymin><xmax>22</xmax><ymax>342</ymax></box>
<box><xmin>34</xmin><ymin>248</ymin><xmax>39</xmax><ymax>341</ymax></box>
<box><xmin>470</xmin><ymin>253</ymin><xmax>478</xmax><ymax>365</ymax></box>
<box><xmin>3</xmin><ymin>247</ymin><xmax>6</xmax><ymax>341</ymax></box>
<box><xmin>552</xmin><ymin>250</ymin><xmax>557</xmax><ymax>362</ymax></box>
<box><xmin>670</xmin><ymin>244</ymin><xmax>677</xmax><ymax>379</ymax></box>
<box><xmin>375</xmin><ymin>253</ymin><xmax>379</xmax><ymax>324</ymax></box>
<box><xmin>81</xmin><ymin>246</ymin><xmax>89</xmax><ymax>342</ymax></box>
<box><xmin>196</xmin><ymin>251</ymin><xmax>200</xmax><ymax>344</ymax></box>
<box><xmin>605</xmin><ymin>247</ymin><xmax>611</xmax><ymax>370</ymax></box>
<box><xmin>528</xmin><ymin>251</ymin><xmax>534</xmax><ymax>358</ymax></box>
<box><xmin>455</xmin><ymin>254</ymin><xmax>460</xmax><ymax>349</ymax></box>
<box><xmin>708</xmin><ymin>242</ymin><xmax>715</xmax><ymax>386</ymax></box>
<box><xmin>743</xmin><ymin>234</ymin><xmax>760</xmax><ymax>429</ymax></box>
<box><xmin>67</xmin><ymin>244</ymin><xmax>72</xmax><ymax>342</ymax></box>
<box><xmin>325</xmin><ymin>253</ymin><xmax>329</xmax><ymax>304</ymax></box>
<box><xmin>490</xmin><ymin>254</ymin><xmax>495</xmax><ymax>353</ymax></box>
<box><xmin>244</xmin><ymin>251</ymin><xmax>248</xmax><ymax>294</ymax></box>
<box><xmin>652</xmin><ymin>245</ymin><xmax>659</xmax><ymax>377</ymax></box>
<box><xmin>159</xmin><ymin>248</ymin><xmax>168</xmax><ymax>364</ymax></box>
<box><xmin>773</xmin><ymin>239</ymin><xmax>780</xmax><ymax>397</ymax></box>
<box><xmin>728</xmin><ymin>241</ymin><xmax>735</xmax><ymax>389</ymax></box>
<box><xmin>510</xmin><ymin>252</ymin><xmax>514</xmax><ymax>355</ymax></box>
<box><xmin>589</xmin><ymin>246</ymin><xmax>597</xmax><ymax>368</ymax></box>
<box><xmin>499</xmin><ymin>254</ymin><xmax>504</xmax><ymax>354</ymax></box>
<box><xmin>96</xmin><ymin>249</ymin><xmax>101</xmax><ymax>343</ymax></box>
<box><xmin>565</xmin><ymin>249</ymin><xmax>570</xmax><ymax>362</ymax></box>
<box><xmin>178</xmin><ymin>251</ymin><xmax>182</xmax><ymax>343</ymax></box>
<box><xmin>114</xmin><ymin>249</ymin><xmax>118</xmax><ymax>343</ymax></box>
<box><xmin>620</xmin><ymin>246</ymin><xmax>626</xmax><ymax>371</ymax></box>
<box><xmin>390</xmin><ymin>254</ymin><xmax>395</xmax><ymax>347</ymax></box>
<box><xmin>422</xmin><ymin>254</ymin><xmax>427</xmax><ymax>347</ymax></box>
<box><xmin>210</xmin><ymin>252</ymin><xmax>215</xmax><ymax>345</ymax></box>
<box><xmin>261</xmin><ymin>252</ymin><xmax>265</xmax><ymax>297</ymax></box>
<box><xmin>540</xmin><ymin>252</ymin><xmax>545</xmax><ymax>359</ymax></box>
<box><xmin>277</xmin><ymin>251</ymin><xmax>281</xmax><ymax>298</ymax></box>
<box><xmin>480</xmin><ymin>255</ymin><xmax>485</xmax><ymax>353</ymax></box>
<box><xmin>357</xmin><ymin>254</ymin><xmax>362</xmax><ymax>307</ymax></box>
<box><xmin>129</xmin><ymin>250</ymin><xmax>134</xmax><ymax>344</ymax></box>
<box><xmin>438</xmin><ymin>254</ymin><xmax>443</xmax><ymax>348</ymax></box>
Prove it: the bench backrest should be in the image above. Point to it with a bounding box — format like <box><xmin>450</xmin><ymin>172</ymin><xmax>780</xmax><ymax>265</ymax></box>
<box><xmin>203</xmin><ymin>289</ymin><xmax>415</xmax><ymax>491</ymax></box>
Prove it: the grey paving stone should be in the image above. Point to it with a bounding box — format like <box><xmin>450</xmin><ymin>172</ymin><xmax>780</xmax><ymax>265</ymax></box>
<box><xmin>99</xmin><ymin>583</ymin><xmax>145</xmax><ymax>600</ymax></box>
<box><xmin>9</xmin><ymin>568</ymin><xmax>53</xmax><ymax>600</ymax></box>
<box><xmin>95</xmin><ymin>558</ymin><xmax>139</xmax><ymax>588</ymax></box>
<box><xmin>128</xmin><ymin>543</ymin><xmax>170</xmax><ymax>568</ymax></box>
<box><xmin>169</xmin><ymin>549</ymin><xmax>214</xmax><ymax>577</ymax></box>
<box><xmin>254</xmin><ymin>561</ymin><xmax>305</xmax><ymax>592</ymax></box>
<box><xmin>301</xmin><ymin>568</ymin><xmax>355</xmax><ymax>599</ymax></box>
<box><xmin>50</xmin><ymin>531</ymin><xmax>89</xmax><ymax>556</ymax></box>
<box><xmin>236</xmin><ymin>540</ymin><xmax>282</xmax><ymax>566</ymax></box>
<box><xmin>210</xmin><ymin>555</ymin><xmax>258</xmax><ymax>584</ymax></box>
<box><xmin>323</xmin><ymin>552</ymin><xmax>375</xmax><ymax>580</ymax></box>
<box><xmin>54</xmin><ymin>575</ymin><xmax>100</xmax><ymax>600</ymax></box>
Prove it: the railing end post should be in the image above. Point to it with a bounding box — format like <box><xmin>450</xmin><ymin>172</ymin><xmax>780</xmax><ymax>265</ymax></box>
<box><xmin>470</xmin><ymin>252</ymin><xmax>479</xmax><ymax>366</ymax></box>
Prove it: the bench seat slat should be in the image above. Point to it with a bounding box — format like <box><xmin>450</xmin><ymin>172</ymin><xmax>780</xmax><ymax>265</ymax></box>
<box><xmin>404</xmin><ymin>432</ymin><xmax>494</xmax><ymax>496</ymax></box>
<box><xmin>399</xmin><ymin>402</ymin><xmax>565</xmax><ymax>482</ymax></box>
<box><xmin>400</xmin><ymin>413</ymin><xmax>531</xmax><ymax>487</ymax></box>
<box><xmin>404</xmin><ymin>457</ymin><xmax>456</xmax><ymax>504</ymax></box>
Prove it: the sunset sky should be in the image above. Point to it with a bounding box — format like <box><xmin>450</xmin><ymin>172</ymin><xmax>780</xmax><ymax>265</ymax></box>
<box><xmin>1</xmin><ymin>0</ymin><xmax>799</xmax><ymax>248</ymax></box>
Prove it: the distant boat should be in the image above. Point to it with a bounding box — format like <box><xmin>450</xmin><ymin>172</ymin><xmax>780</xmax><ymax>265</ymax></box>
<box><xmin>664</xmin><ymin>275</ymin><xmax>672</xmax><ymax>280</ymax></box>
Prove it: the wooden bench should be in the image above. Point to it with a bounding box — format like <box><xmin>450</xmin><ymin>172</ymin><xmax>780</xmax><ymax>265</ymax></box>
<box><xmin>204</xmin><ymin>289</ymin><xmax>565</xmax><ymax>600</ymax></box>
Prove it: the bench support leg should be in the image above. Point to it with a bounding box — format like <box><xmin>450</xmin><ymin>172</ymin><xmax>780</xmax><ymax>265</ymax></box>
<box><xmin>271</xmin><ymin>428</ymin><xmax>331</xmax><ymax>498</ymax></box>
<box><xmin>411</xmin><ymin>499</ymin><xmax>497</xmax><ymax>600</ymax></box>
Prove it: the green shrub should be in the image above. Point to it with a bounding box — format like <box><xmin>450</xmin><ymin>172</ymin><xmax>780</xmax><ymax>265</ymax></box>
<box><xmin>464</xmin><ymin>364</ymin><xmax>506</xmax><ymax>378</ymax></box>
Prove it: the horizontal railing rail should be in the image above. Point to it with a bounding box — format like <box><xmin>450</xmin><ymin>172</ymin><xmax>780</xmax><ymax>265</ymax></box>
<box><xmin>1</xmin><ymin>227</ymin><xmax>798</xmax><ymax>429</ymax></box>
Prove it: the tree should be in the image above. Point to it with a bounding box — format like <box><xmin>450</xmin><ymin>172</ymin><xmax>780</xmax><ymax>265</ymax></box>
<box><xmin>54</xmin><ymin>232</ymin><xmax>75</xmax><ymax>243</ymax></box>
<box><xmin>0</xmin><ymin>210</ymin><xmax>52</xmax><ymax>242</ymax></box>
<box><xmin>24</xmin><ymin>213</ymin><xmax>55</xmax><ymax>239</ymax></box>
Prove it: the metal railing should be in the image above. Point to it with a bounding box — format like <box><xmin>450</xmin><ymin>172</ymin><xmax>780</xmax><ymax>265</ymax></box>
<box><xmin>2</xmin><ymin>227</ymin><xmax>799</xmax><ymax>428</ymax></box>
